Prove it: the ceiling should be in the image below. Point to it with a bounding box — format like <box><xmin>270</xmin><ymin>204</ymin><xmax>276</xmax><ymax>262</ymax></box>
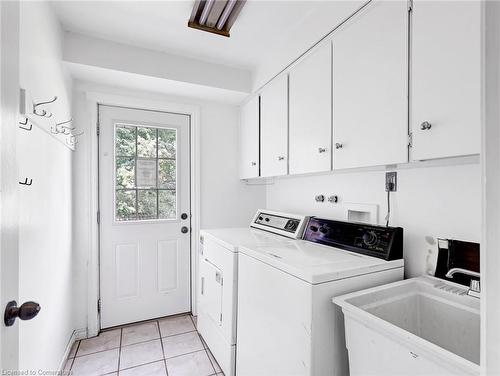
<box><xmin>51</xmin><ymin>0</ymin><xmax>364</xmax><ymax>76</ymax></box>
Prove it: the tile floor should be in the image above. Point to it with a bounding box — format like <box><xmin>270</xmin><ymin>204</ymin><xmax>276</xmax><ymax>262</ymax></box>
<box><xmin>64</xmin><ymin>314</ymin><xmax>224</xmax><ymax>376</ymax></box>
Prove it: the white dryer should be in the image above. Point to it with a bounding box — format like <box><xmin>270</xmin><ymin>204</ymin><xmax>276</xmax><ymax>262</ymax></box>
<box><xmin>236</xmin><ymin>217</ymin><xmax>405</xmax><ymax>376</ymax></box>
<box><xmin>197</xmin><ymin>210</ymin><xmax>308</xmax><ymax>376</ymax></box>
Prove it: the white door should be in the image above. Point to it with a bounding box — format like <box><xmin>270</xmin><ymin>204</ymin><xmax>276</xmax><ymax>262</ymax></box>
<box><xmin>289</xmin><ymin>42</ymin><xmax>332</xmax><ymax>175</ymax></box>
<box><xmin>333</xmin><ymin>0</ymin><xmax>408</xmax><ymax>169</ymax></box>
<box><xmin>411</xmin><ymin>0</ymin><xmax>481</xmax><ymax>161</ymax></box>
<box><xmin>260</xmin><ymin>74</ymin><xmax>288</xmax><ymax>177</ymax></box>
<box><xmin>239</xmin><ymin>96</ymin><xmax>260</xmax><ymax>179</ymax></box>
<box><xmin>99</xmin><ymin>105</ymin><xmax>191</xmax><ymax>328</ymax></box>
<box><xmin>1</xmin><ymin>0</ymin><xmax>22</xmax><ymax>369</ymax></box>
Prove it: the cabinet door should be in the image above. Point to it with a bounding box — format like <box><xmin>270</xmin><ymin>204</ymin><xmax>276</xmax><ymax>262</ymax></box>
<box><xmin>239</xmin><ymin>96</ymin><xmax>260</xmax><ymax>179</ymax></box>
<box><xmin>411</xmin><ymin>0</ymin><xmax>481</xmax><ymax>160</ymax></box>
<box><xmin>289</xmin><ymin>42</ymin><xmax>332</xmax><ymax>175</ymax></box>
<box><xmin>333</xmin><ymin>0</ymin><xmax>408</xmax><ymax>170</ymax></box>
<box><xmin>261</xmin><ymin>74</ymin><xmax>288</xmax><ymax>177</ymax></box>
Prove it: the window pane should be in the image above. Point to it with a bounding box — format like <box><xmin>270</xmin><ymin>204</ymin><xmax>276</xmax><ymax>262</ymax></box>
<box><xmin>137</xmin><ymin>127</ymin><xmax>157</xmax><ymax>158</ymax></box>
<box><xmin>138</xmin><ymin>190</ymin><xmax>157</xmax><ymax>220</ymax></box>
<box><xmin>116</xmin><ymin>157</ymin><xmax>135</xmax><ymax>188</ymax></box>
<box><xmin>136</xmin><ymin>159</ymin><xmax>157</xmax><ymax>188</ymax></box>
<box><xmin>158</xmin><ymin>159</ymin><xmax>176</xmax><ymax>189</ymax></box>
<box><xmin>158</xmin><ymin>128</ymin><xmax>176</xmax><ymax>158</ymax></box>
<box><xmin>159</xmin><ymin>190</ymin><xmax>176</xmax><ymax>219</ymax></box>
<box><xmin>116</xmin><ymin>125</ymin><xmax>136</xmax><ymax>156</ymax></box>
<box><xmin>116</xmin><ymin>190</ymin><xmax>136</xmax><ymax>221</ymax></box>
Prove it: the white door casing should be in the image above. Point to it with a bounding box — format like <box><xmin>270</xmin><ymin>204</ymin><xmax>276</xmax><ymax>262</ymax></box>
<box><xmin>411</xmin><ymin>0</ymin><xmax>481</xmax><ymax>161</ymax></box>
<box><xmin>99</xmin><ymin>105</ymin><xmax>191</xmax><ymax>328</ymax></box>
<box><xmin>289</xmin><ymin>41</ymin><xmax>332</xmax><ymax>175</ymax></box>
<box><xmin>333</xmin><ymin>0</ymin><xmax>408</xmax><ymax>169</ymax></box>
<box><xmin>260</xmin><ymin>73</ymin><xmax>288</xmax><ymax>177</ymax></box>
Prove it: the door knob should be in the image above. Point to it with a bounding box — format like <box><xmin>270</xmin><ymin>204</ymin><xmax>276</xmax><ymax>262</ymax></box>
<box><xmin>4</xmin><ymin>300</ymin><xmax>41</xmax><ymax>327</ymax></box>
<box><xmin>181</xmin><ymin>226</ymin><xmax>189</xmax><ymax>234</ymax></box>
<box><xmin>181</xmin><ymin>213</ymin><xmax>188</xmax><ymax>220</ymax></box>
<box><xmin>420</xmin><ymin>121</ymin><xmax>432</xmax><ymax>130</ymax></box>
<box><xmin>318</xmin><ymin>147</ymin><xmax>327</xmax><ymax>153</ymax></box>
<box><xmin>335</xmin><ymin>143</ymin><xmax>343</xmax><ymax>150</ymax></box>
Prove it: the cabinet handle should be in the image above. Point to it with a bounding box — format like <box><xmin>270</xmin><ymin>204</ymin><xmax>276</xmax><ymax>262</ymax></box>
<box><xmin>201</xmin><ymin>277</ymin><xmax>205</xmax><ymax>295</ymax></box>
<box><xmin>318</xmin><ymin>147</ymin><xmax>327</xmax><ymax>153</ymax></box>
<box><xmin>251</xmin><ymin>161</ymin><xmax>257</xmax><ymax>166</ymax></box>
<box><xmin>335</xmin><ymin>143</ymin><xmax>343</xmax><ymax>150</ymax></box>
<box><xmin>420</xmin><ymin>121</ymin><xmax>432</xmax><ymax>130</ymax></box>
<box><xmin>278</xmin><ymin>156</ymin><xmax>285</xmax><ymax>161</ymax></box>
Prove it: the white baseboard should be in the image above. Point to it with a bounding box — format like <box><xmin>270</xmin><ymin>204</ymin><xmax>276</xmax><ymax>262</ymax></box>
<box><xmin>58</xmin><ymin>328</ymin><xmax>88</xmax><ymax>371</ymax></box>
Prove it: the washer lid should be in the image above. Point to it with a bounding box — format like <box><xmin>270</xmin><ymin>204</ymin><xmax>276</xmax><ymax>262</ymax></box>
<box><xmin>239</xmin><ymin>241</ymin><xmax>404</xmax><ymax>284</ymax></box>
<box><xmin>200</xmin><ymin>228</ymin><xmax>294</xmax><ymax>253</ymax></box>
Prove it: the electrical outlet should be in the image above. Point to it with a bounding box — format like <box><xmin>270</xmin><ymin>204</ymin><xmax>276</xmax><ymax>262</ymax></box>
<box><xmin>386</xmin><ymin>172</ymin><xmax>397</xmax><ymax>192</ymax></box>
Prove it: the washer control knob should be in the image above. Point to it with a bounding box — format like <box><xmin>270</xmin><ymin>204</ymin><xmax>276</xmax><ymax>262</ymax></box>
<box><xmin>362</xmin><ymin>231</ymin><xmax>378</xmax><ymax>246</ymax></box>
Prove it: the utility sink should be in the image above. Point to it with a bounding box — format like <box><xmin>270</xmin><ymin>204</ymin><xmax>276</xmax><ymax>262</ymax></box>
<box><xmin>333</xmin><ymin>276</ymin><xmax>480</xmax><ymax>376</ymax></box>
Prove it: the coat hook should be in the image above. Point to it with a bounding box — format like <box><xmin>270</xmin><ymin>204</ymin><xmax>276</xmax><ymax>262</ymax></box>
<box><xmin>33</xmin><ymin>96</ymin><xmax>57</xmax><ymax>117</ymax></box>
<box><xmin>33</xmin><ymin>96</ymin><xmax>57</xmax><ymax>108</ymax></box>
<box><xmin>67</xmin><ymin>135</ymin><xmax>77</xmax><ymax>148</ymax></box>
<box><xmin>50</xmin><ymin>124</ymin><xmax>61</xmax><ymax>134</ymax></box>
<box><xmin>19</xmin><ymin>178</ymin><xmax>32</xmax><ymax>186</ymax></box>
<box><xmin>19</xmin><ymin>117</ymin><xmax>32</xmax><ymax>131</ymax></box>
<box><xmin>72</xmin><ymin>130</ymin><xmax>84</xmax><ymax>137</ymax></box>
<box><xmin>56</xmin><ymin>118</ymin><xmax>72</xmax><ymax>127</ymax></box>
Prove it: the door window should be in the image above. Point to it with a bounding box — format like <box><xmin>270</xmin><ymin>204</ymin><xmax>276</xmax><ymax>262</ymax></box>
<box><xmin>114</xmin><ymin>124</ymin><xmax>177</xmax><ymax>221</ymax></box>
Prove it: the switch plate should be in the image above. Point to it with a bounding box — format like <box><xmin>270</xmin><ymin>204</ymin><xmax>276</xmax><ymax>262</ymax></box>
<box><xmin>386</xmin><ymin>172</ymin><xmax>397</xmax><ymax>192</ymax></box>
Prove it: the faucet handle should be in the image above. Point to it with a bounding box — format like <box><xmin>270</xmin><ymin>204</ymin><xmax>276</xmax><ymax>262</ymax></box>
<box><xmin>470</xmin><ymin>280</ymin><xmax>480</xmax><ymax>292</ymax></box>
<box><xmin>468</xmin><ymin>280</ymin><xmax>481</xmax><ymax>298</ymax></box>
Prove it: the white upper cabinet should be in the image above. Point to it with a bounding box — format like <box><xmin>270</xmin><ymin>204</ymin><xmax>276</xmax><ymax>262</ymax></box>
<box><xmin>289</xmin><ymin>42</ymin><xmax>332</xmax><ymax>175</ymax></box>
<box><xmin>411</xmin><ymin>0</ymin><xmax>481</xmax><ymax>160</ymax></box>
<box><xmin>333</xmin><ymin>0</ymin><xmax>408</xmax><ymax>170</ymax></box>
<box><xmin>239</xmin><ymin>96</ymin><xmax>260</xmax><ymax>179</ymax></box>
<box><xmin>260</xmin><ymin>74</ymin><xmax>288</xmax><ymax>177</ymax></box>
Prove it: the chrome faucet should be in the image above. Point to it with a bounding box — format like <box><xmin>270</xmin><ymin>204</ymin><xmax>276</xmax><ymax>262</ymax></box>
<box><xmin>445</xmin><ymin>268</ymin><xmax>481</xmax><ymax>298</ymax></box>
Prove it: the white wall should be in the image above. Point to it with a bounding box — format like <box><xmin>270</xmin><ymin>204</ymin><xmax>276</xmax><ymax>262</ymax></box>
<box><xmin>266</xmin><ymin>162</ymin><xmax>481</xmax><ymax>277</ymax></box>
<box><xmin>18</xmin><ymin>1</ymin><xmax>73</xmax><ymax>371</ymax></box>
<box><xmin>71</xmin><ymin>82</ymin><xmax>266</xmax><ymax>331</ymax></box>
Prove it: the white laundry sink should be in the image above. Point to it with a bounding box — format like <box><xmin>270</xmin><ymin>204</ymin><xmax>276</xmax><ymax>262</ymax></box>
<box><xmin>333</xmin><ymin>276</ymin><xmax>480</xmax><ymax>376</ymax></box>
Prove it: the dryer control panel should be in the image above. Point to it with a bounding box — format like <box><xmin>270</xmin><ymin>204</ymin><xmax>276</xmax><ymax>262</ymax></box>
<box><xmin>251</xmin><ymin>210</ymin><xmax>308</xmax><ymax>239</ymax></box>
<box><xmin>303</xmin><ymin>217</ymin><xmax>403</xmax><ymax>260</ymax></box>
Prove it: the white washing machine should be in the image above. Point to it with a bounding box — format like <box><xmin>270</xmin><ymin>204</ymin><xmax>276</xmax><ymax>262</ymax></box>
<box><xmin>236</xmin><ymin>217</ymin><xmax>405</xmax><ymax>376</ymax></box>
<box><xmin>197</xmin><ymin>210</ymin><xmax>308</xmax><ymax>376</ymax></box>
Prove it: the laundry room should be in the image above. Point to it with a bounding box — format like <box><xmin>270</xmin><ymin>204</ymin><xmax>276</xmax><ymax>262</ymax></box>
<box><xmin>0</xmin><ymin>0</ymin><xmax>498</xmax><ymax>375</ymax></box>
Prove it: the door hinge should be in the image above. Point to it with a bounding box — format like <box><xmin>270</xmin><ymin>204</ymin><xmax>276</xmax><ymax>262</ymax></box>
<box><xmin>97</xmin><ymin>299</ymin><xmax>102</xmax><ymax>313</ymax></box>
<box><xmin>220</xmin><ymin>313</ymin><xmax>222</xmax><ymax>323</ymax></box>
<box><xmin>408</xmin><ymin>133</ymin><xmax>413</xmax><ymax>148</ymax></box>
<box><xmin>96</xmin><ymin>122</ymin><xmax>100</xmax><ymax>136</ymax></box>
<box><xmin>97</xmin><ymin>211</ymin><xmax>100</xmax><ymax>224</ymax></box>
<box><xmin>407</xmin><ymin>0</ymin><xmax>413</xmax><ymax>11</ymax></box>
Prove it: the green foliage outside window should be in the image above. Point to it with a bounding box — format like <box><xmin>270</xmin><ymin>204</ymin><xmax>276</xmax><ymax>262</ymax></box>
<box><xmin>115</xmin><ymin>124</ymin><xmax>177</xmax><ymax>221</ymax></box>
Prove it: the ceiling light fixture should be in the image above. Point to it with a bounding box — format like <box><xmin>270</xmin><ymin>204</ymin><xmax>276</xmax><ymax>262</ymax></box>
<box><xmin>188</xmin><ymin>0</ymin><xmax>246</xmax><ymax>38</ymax></box>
